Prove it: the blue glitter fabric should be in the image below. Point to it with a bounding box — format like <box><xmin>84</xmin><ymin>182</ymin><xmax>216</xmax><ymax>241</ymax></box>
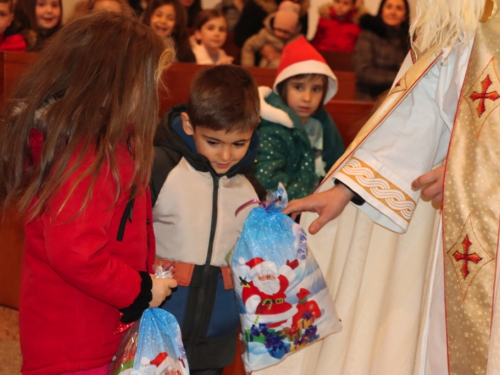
<box><xmin>231</xmin><ymin>184</ymin><xmax>342</xmax><ymax>372</ymax></box>
<box><xmin>110</xmin><ymin>308</ymin><xmax>189</xmax><ymax>375</ymax></box>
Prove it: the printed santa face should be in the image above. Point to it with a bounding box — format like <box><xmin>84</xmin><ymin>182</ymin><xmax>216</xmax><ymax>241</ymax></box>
<box><xmin>252</xmin><ymin>271</ymin><xmax>280</xmax><ymax>295</ymax></box>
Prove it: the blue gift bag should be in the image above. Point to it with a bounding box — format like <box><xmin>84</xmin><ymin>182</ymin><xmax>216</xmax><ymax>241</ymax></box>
<box><xmin>231</xmin><ymin>184</ymin><xmax>342</xmax><ymax>371</ymax></box>
<box><xmin>110</xmin><ymin>308</ymin><xmax>189</xmax><ymax>375</ymax></box>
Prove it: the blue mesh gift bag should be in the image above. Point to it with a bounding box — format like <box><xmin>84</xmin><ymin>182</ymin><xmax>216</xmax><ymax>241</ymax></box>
<box><xmin>231</xmin><ymin>184</ymin><xmax>342</xmax><ymax>372</ymax></box>
<box><xmin>109</xmin><ymin>266</ymin><xmax>189</xmax><ymax>375</ymax></box>
<box><xmin>109</xmin><ymin>309</ymin><xmax>189</xmax><ymax>375</ymax></box>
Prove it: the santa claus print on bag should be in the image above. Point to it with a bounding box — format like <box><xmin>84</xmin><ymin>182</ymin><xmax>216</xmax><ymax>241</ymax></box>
<box><xmin>231</xmin><ymin>184</ymin><xmax>342</xmax><ymax>372</ymax></box>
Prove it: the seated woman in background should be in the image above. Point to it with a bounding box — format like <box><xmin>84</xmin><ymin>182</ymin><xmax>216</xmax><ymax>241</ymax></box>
<box><xmin>189</xmin><ymin>9</ymin><xmax>233</xmax><ymax>65</ymax></box>
<box><xmin>69</xmin><ymin>0</ymin><xmax>134</xmax><ymax>22</ymax></box>
<box><xmin>353</xmin><ymin>0</ymin><xmax>409</xmax><ymax>101</ymax></box>
<box><xmin>142</xmin><ymin>0</ymin><xmax>196</xmax><ymax>62</ymax></box>
<box><xmin>14</xmin><ymin>0</ymin><xmax>62</xmax><ymax>51</ymax></box>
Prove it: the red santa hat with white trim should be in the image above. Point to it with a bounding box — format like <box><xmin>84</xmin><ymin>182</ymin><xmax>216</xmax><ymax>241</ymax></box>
<box><xmin>239</xmin><ymin>257</ymin><xmax>278</xmax><ymax>278</ymax></box>
<box><xmin>273</xmin><ymin>36</ymin><xmax>338</xmax><ymax>103</ymax></box>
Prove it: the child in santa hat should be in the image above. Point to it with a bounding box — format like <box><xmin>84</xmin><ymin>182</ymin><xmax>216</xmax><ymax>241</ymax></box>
<box><xmin>240</xmin><ymin>0</ymin><xmax>302</xmax><ymax>68</ymax></box>
<box><xmin>253</xmin><ymin>36</ymin><xmax>345</xmax><ymax>200</ymax></box>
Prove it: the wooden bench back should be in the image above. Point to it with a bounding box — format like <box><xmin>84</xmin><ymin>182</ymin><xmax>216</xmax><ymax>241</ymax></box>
<box><xmin>0</xmin><ymin>51</ymin><xmax>373</xmax><ymax>309</ymax></box>
<box><xmin>1</xmin><ymin>52</ymin><xmax>368</xmax><ymax>147</ymax></box>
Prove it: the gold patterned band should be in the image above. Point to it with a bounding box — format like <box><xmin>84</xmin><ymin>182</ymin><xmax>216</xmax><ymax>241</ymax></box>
<box><xmin>443</xmin><ymin>8</ymin><xmax>500</xmax><ymax>374</ymax></box>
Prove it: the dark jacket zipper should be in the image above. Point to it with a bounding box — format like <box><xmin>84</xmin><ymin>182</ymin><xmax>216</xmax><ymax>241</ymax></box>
<box><xmin>188</xmin><ymin>174</ymin><xmax>219</xmax><ymax>347</ymax></box>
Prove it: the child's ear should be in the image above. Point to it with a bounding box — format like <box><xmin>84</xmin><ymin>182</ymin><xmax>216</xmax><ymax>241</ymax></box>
<box><xmin>181</xmin><ymin>112</ymin><xmax>194</xmax><ymax>135</ymax></box>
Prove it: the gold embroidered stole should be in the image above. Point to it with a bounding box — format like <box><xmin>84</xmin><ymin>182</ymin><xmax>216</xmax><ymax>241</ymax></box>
<box><xmin>442</xmin><ymin>12</ymin><xmax>500</xmax><ymax>374</ymax></box>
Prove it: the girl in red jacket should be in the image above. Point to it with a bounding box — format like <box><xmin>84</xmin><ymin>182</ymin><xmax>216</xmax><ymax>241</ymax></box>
<box><xmin>0</xmin><ymin>13</ymin><xmax>177</xmax><ymax>375</ymax></box>
<box><xmin>311</xmin><ymin>0</ymin><xmax>361</xmax><ymax>53</ymax></box>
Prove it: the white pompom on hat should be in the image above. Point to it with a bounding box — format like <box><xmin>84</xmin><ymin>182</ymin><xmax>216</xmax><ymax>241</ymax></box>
<box><xmin>273</xmin><ymin>36</ymin><xmax>338</xmax><ymax>103</ymax></box>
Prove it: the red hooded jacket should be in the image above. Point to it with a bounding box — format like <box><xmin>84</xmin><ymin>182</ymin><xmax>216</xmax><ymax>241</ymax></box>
<box><xmin>0</xmin><ymin>32</ymin><xmax>26</xmax><ymax>51</ymax></box>
<box><xmin>311</xmin><ymin>9</ymin><xmax>360</xmax><ymax>53</ymax></box>
<box><xmin>19</xmin><ymin>130</ymin><xmax>155</xmax><ymax>374</ymax></box>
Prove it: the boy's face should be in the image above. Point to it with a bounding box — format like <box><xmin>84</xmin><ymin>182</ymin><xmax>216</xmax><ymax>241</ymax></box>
<box><xmin>286</xmin><ymin>76</ymin><xmax>325</xmax><ymax>124</ymax></box>
<box><xmin>0</xmin><ymin>3</ymin><xmax>13</xmax><ymax>36</ymax></box>
<box><xmin>181</xmin><ymin>113</ymin><xmax>254</xmax><ymax>174</ymax></box>
<box><xmin>332</xmin><ymin>0</ymin><xmax>355</xmax><ymax>18</ymax></box>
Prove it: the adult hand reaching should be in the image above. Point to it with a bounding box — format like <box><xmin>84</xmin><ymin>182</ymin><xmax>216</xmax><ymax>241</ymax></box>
<box><xmin>282</xmin><ymin>183</ymin><xmax>354</xmax><ymax>234</ymax></box>
<box><xmin>411</xmin><ymin>165</ymin><xmax>445</xmax><ymax>207</ymax></box>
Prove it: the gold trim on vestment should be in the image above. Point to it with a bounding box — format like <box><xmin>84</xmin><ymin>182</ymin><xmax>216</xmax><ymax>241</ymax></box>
<box><xmin>443</xmin><ymin>9</ymin><xmax>500</xmax><ymax>374</ymax></box>
<box><xmin>341</xmin><ymin>157</ymin><xmax>416</xmax><ymax>222</ymax></box>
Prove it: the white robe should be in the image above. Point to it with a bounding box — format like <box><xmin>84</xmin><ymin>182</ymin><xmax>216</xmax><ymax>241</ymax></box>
<box><xmin>254</xmin><ymin>41</ymin><xmax>473</xmax><ymax>375</ymax></box>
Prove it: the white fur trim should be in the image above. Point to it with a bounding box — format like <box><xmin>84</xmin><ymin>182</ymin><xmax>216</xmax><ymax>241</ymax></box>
<box><xmin>259</xmin><ymin>86</ymin><xmax>294</xmax><ymax>128</ymax></box>
<box><xmin>273</xmin><ymin>60</ymin><xmax>338</xmax><ymax>103</ymax></box>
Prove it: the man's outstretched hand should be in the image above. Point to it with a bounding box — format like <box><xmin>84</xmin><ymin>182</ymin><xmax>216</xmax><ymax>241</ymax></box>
<box><xmin>282</xmin><ymin>184</ymin><xmax>354</xmax><ymax>234</ymax></box>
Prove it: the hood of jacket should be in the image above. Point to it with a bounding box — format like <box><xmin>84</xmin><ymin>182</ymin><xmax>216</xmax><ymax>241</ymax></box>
<box><xmin>259</xmin><ymin>88</ymin><xmax>306</xmax><ymax>129</ymax></box>
<box><xmin>359</xmin><ymin>13</ymin><xmax>407</xmax><ymax>40</ymax></box>
<box><xmin>154</xmin><ymin>104</ymin><xmax>260</xmax><ymax>178</ymax></box>
<box><xmin>263</xmin><ymin>12</ymin><xmax>302</xmax><ymax>38</ymax></box>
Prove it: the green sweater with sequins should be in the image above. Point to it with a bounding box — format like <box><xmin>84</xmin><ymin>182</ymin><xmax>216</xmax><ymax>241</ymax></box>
<box><xmin>253</xmin><ymin>92</ymin><xmax>345</xmax><ymax>199</ymax></box>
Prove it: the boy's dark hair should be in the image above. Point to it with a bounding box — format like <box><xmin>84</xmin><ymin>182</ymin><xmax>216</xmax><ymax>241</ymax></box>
<box><xmin>0</xmin><ymin>0</ymin><xmax>13</xmax><ymax>13</ymax></box>
<box><xmin>187</xmin><ymin>65</ymin><xmax>260</xmax><ymax>132</ymax></box>
<box><xmin>193</xmin><ymin>8</ymin><xmax>226</xmax><ymax>31</ymax></box>
<box><xmin>276</xmin><ymin>73</ymin><xmax>329</xmax><ymax>112</ymax></box>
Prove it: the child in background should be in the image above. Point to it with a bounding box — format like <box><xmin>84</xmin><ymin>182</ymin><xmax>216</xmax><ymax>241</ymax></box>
<box><xmin>311</xmin><ymin>0</ymin><xmax>360</xmax><ymax>52</ymax></box>
<box><xmin>0</xmin><ymin>0</ymin><xmax>26</xmax><ymax>51</ymax></box>
<box><xmin>0</xmin><ymin>13</ymin><xmax>177</xmax><ymax>374</ymax></box>
<box><xmin>240</xmin><ymin>0</ymin><xmax>301</xmax><ymax>68</ymax></box>
<box><xmin>142</xmin><ymin>0</ymin><xmax>196</xmax><ymax>63</ymax></box>
<box><xmin>14</xmin><ymin>0</ymin><xmax>61</xmax><ymax>51</ymax></box>
<box><xmin>254</xmin><ymin>36</ymin><xmax>345</xmax><ymax>200</ymax></box>
<box><xmin>189</xmin><ymin>9</ymin><xmax>233</xmax><ymax>65</ymax></box>
<box><xmin>150</xmin><ymin>65</ymin><xmax>265</xmax><ymax>375</ymax></box>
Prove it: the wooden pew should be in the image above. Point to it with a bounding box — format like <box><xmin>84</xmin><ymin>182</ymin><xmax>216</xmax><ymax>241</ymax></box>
<box><xmin>0</xmin><ymin>51</ymin><xmax>373</xmax><ymax>311</ymax></box>
<box><xmin>159</xmin><ymin>63</ymin><xmax>356</xmax><ymax>114</ymax></box>
<box><xmin>319</xmin><ymin>50</ymin><xmax>355</xmax><ymax>72</ymax></box>
<box><xmin>0</xmin><ymin>51</ymin><xmax>37</xmax><ymax>105</ymax></box>
<box><xmin>0</xmin><ymin>51</ymin><xmax>372</xmax><ymax>375</ymax></box>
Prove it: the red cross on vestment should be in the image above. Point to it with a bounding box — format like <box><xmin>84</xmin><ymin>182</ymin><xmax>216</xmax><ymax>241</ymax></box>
<box><xmin>453</xmin><ymin>235</ymin><xmax>482</xmax><ymax>279</ymax></box>
<box><xmin>470</xmin><ymin>75</ymin><xmax>500</xmax><ymax>117</ymax></box>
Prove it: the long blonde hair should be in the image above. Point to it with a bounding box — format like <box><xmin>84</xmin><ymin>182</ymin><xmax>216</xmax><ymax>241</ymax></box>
<box><xmin>410</xmin><ymin>0</ymin><xmax>485</xmax><ymax>56</ymax></box>
<box><xmin>0</xmin><ymin>13</ymin><xmax>174</xmax><ymax>219</ymax></box>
